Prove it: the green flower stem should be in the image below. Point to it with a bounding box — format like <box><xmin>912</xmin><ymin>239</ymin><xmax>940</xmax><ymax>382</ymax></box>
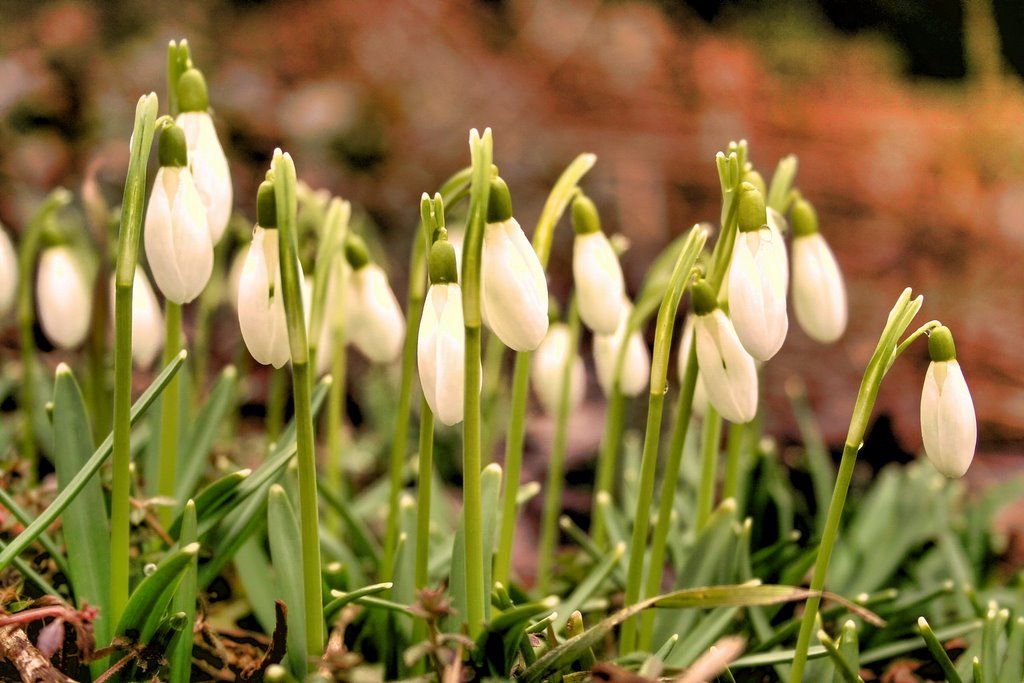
<box><xmin>493</xmin><ymin>152</ymin><xmax>595</xmax><ymax>587</ymax></box>
<box><xmin>460</xmin><ymin>128</ymin><xmax>493</xmax><ymax>637</ymax></box>
<box><xmin>157</xmin><ymin>301</ymin><xmax>183</xmax><ymax>528</ymax></box>
<box><xmin>111</xmin><ymin>93</ymin><xmax>159</xmax><ymax>626</ymax></box>
<box><xmin>266</xmin><ymin>366</ymin><xmax>286</xmax><ymax>444</ymax></box>
<box><xmin>537</xmin><ymin>298</ymin><xmax>581</xmax><ymax>594</ymax></box>
<box><xmin>638</xmin><ymin>338</ymin><xmax>698</xmax><ymax>650</ymax></box>
<box><xmin>789</xmin><ymin>288</ymin><xmax>923</xmax><ymax>683</ymax></box>
<box><xmin>631</xmin><ymin>148</ymin><xmax>745</xmax><ymax>650</ymax></box>
<box><xmin>721</xmin><ymin>420</ymin><xmax>748</xmax><ymax>502</ymax></box>
<box><xmin>166</xmin><ymin>40</ymin><xmax>190</xmax><ymax>119</ymax></box>
<box><xmin>380</xmin><ymin>168</ymin><xmax>471</xmax><ymax>583</ymax></box>
<box><xmin>696</xmin><ymin>406</ymin><xmax>723</xmax><ymax>530</ymax></box>
<box><xmin>272</xmin><ymin>150</ymin><xmax>324</xmax><ymax>663</ymax></box>
<box><xmin>620</xmin><ymin>224</ymin><xmax>708</xmax><ymax>654</ymax></box>
<box><xmin>16</xmin><ymin>189</ymin><xmax>72</xmax><ymax>477</ymax></box>
<box><xmin>411</xmin><ymin>396</ymin><xmax>434</xmax><ymax>674</ymax></box>
<box><xmin>326</xmin><ymin>265</ymin><xmax>348</xmax><ymax>498</ymax></box>
<box><xmin>590</xmin><ymin>388</ymin><xmax>626</xmax><ymax>547</ymax></box>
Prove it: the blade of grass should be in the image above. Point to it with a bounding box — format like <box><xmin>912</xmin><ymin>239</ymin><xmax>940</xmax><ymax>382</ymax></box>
<box><xmin>114</xmin><ymin>542</ymin><xmax>199</xmax><ymax>644</ymax></box>
<box><xmin>268</xmin><ymin>484</ymin><xmax>309</xmax><ymax>676</ymax></box>
<box><xmin>168</xmin><ymin>501</ymin><xmax>198</xmax><ymax>683</ymax></box>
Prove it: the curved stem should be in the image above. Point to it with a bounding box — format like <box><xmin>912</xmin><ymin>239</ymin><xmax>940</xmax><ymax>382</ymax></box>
<box><xmin>111</xmin><ymin>93</ymin><xmax>159</xmax><ymax>627</ymax></box>
<box><xmin>537</xmin><ymin>298</ymin><xmax>581</xmax><ymax>593</ymax></box>
<box><xmin>157</xmin><ymin>301</ymin><xmax>182</xmax><ymax>528</ymax></box>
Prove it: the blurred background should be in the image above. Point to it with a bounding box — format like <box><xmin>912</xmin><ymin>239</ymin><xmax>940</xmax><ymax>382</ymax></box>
<box><xmin>1</xmin><ymin>0</ymin><xmax>1022</xmax><ymax>487</ymax></box>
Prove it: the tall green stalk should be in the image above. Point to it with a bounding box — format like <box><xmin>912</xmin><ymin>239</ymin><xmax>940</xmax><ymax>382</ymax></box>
<box><xmin>619</xmin><ymin>224</ymin><xmax>707</xmax><ymax>654</ymax></box>
<box><xmin>272</xmin><ymin>150</ymin><xmax>324</xmax><ymax>664</ymax></box>
<box><xmin>111</xmin><ymin>93</ymin><xmax>160</xmax><ymax>626</ymax></box>
<box><xmin>589</xmin><ymin>388</ymin><xmax>626</xmax><ymax>547</ymax></box>
<box><xmin>537</xmin><ymin>299</ymin><xmax>581</xmax><ymax>594</ymax></box>
<box><xmin>157</xmin><ymin>301</ymin><xmax>182</xmax><ymax>527</ymax></box>
<box><xmin>459</xmin><ymin>128</ymin><xmax>493</xmax><ymax>636</ymax></box>
<box><xmin>696</xmin><ymin>406</ymin><xmax>723</xmax><ymax>530</ymax></box>
<box><xmin>493</xmin><ymin>152</ymin><xmax>596</xmax><ymax>587</ymax></box>
<box><xmin>789</xmin><ymin>288</ymin><xmax>924</xmax><ymax>682</ymax></box>
<box><xmin>380</xmin><ymin>168</ymin><xmax>471</xmax><ymax>583</ymax></box>
<box><xmin>721</xmin><ymin>420</ymin><xmax>747</xmax><ymax>503</ymax></box>
<box><xmin>412</xmin><ymin>396</ymin><xmax>435</xmax><ymax>674</ymax></box>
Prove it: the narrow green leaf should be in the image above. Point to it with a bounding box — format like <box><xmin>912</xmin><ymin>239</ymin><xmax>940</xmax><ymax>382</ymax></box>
<box><xmin>323</xmin><ymin>582</ymin><xmax>394</xmax><ymax>621</ymax></box>
<box><xmin>917</xmin><ymin>617</ymin><xmax>964</xmax><ymax>683</ymax></box>
<box><xmin>998</xmin><ymin>616</ymin><xmax>1024</xmax><ymax>683</ymax></box>
<box><xmin>234</xmin><ymin>537</ymin><xmax>278</xmax><ymax>635</ymax></box>
<box><xmin>835</xmin><ymin>621</ymin><xmax>860</xmax><ymax>683</ymax></box>
<box><xmin>552</xmin><ymin>542</ymin><xmax>624</xmax><ymax>633</ymax></box>
<box><xmin>318</xmin><ymin>478</ymin><xmax>382</xmax><ymax>567</ymax></box>
<box><xmin>115</xmin><ymin>541</ymin><xmax>199</xmax><ymax>644</ymax></box>
<box><xmin>0</xmin><ymin>487</ymin><xmax>70</xmax><ymax>579</ymax></box>
<box><xmin>819</xmin><ymin>628</ymin><xmax>863</xmax><ymax>683</ymax></box>
<box><xmin>169</xmin><ymin>468</ymin><xmax>251</xmax><ymax>539</ymax></box>
<box><xmin>52</xmin><ymin>364</ymin><xmax>111</xmax><ymax>651</ymax></box>
<box><xmin>168</xmin><ymin>501</ymin><xmax>198</xmax><ymax>683</ymax></box>
<box><xmin>0</xmin><ymin>350</ymin><xmax>187</xmax><ymax>572</ymax></box>
<box><xmin>174</xmin><ymin>366</ymin><xmax>238</xmax><ymax>501</ymax></box>
<box><xmin>268</xmin><ymin>484</ymin><xmax>308</xmax><ymax>676</ymax></box>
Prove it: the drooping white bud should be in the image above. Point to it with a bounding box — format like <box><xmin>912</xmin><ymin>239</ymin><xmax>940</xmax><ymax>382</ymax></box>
<box><xmin>176</xmin><ymin>68</ymin><xmax>232</xmax><ymax>244</ymax></box>
<box><xmin>571</xmin><ymin>196</ymin><xmax>625</xmax><ymax>335</ymax></box>
<box><xmin>920</xmin><ymin>326</ymin><xmax>976</xmax><ymax>478</ymax></box>
<box><xmin>419</xmin><ymin>282</ymin><xmax>467</xmax><ymax>426</ymax></box>
<box><xmin>532</xmin><ymin>322</ymin><xmax>585</xmax><ymax>415</ymax></box>
<box><xmin>593</xmin><ymin>300</ymin><xmax>649</xmax><ymax>397</ymax></box>
<box><xmin>0</xmin><ymin>225</ymin><xmax>17</xmax><ymax>318</ymax></box>
<box><xmin>676</xmin><ymin>316</ymin><xmax>710</xmax><ymax>418</ymax></box>
<box><xmin>143</xmin><ymin>165</ymin><xmax>213</xmax><ymax>305</ymax></box>
<box><xmin>480</xmin><ymin>178</ymin><xmax>549</xmax><ymax>352</ymax></box>
<box><xmin>109</xmin><ymin>267</ymin><xmax>164</xmax><ymax>369</ymax></box>
<box><xmin>347</xmin><ymin>263</ymin><xmax>405</xmax><ymax>364</ymax></box>
<box><xmin>37</xmin><ymin>246</ymin><xmax>92</xmax><ymax>349</ymax></box>
<box><xmin>691</xmin><ymin>280</ymin><xmax>758</xmax><ymax>424</ymax></box>
<box><xmin>237</xmin><ymin>225</ymin><xmax>293</xmax><ymax>368</ymax></box>
<box><xmin>790</xmin><ymin>199</ymin><xmax>847</xmax><ymax>343</ymax></box>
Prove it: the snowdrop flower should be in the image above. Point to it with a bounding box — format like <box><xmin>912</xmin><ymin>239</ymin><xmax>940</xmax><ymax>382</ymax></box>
<box><xmin>572</xmin><ymin>195</ymin><xmax>625</xmax><ymax>335</ymax></box>
<box><xmin>692</xmin><ymin>280</ymin><xmax>758</xmax><ymax>423</ymax></box>
<box><xmin>345</xmin><ymin>235</ymin><xmax>405</xmax><ymax>363</ymax></box>
<box><xmin>418</xmin><ymin>235</ymin><xmax>468</xmax><ymax>426</ymax></box>
<box><xmin>480</xmin><ymin>178</ymin><xmax>549</xmax><ymax>352</ymax></box>
<box><xmin>237</xmin><ymin>181</ymin><xmax>293</xmax><ymax>368</ymax></box>
<box><xmin>0</xmin><ymin>225</ymin><xmax>16</xmax><ymax>317</ymax></box>
<box><xmin>109</xmin><ymin>268</ymin><xmax>164</xmax><ymax>369</ymax></box>
<box><xmin>532</xmin><ymin>321</ymin><xmax>585</xmax><ymax>415</ymax></box>
<box><xmin>727</xmin><ymin>183</ymin><xmax>788</xmax><ymax>361</ymax></box>
<box><xmin>676</xmin><ymin>316</ymin><xmax>710</xmax><ymax>418</ymax></box>
<box><xmin>790</xmin><ymin>198</ymin><xmax>847</xmax><ymax>343</ymax></box>
<box><xmin>37</xmin><ymin>246</ymin><xmax>91</xmax><ymax>349</ymax></box>
<box><xmin>593</xmin><ymin>299</ymin><xmax>649</xmax><ymax>397</ymax></box>
<box><xmin>176</xmin><ymin>68</ymin><xmax>232</xmax><ymax>244</ymax></box>
<box><xmin>920</xmin><ymin>325</ymin><xmax>976</xmax><ymax>478</ymax></box>
<box><xmin>144</xmin><ymin>122</ymin><xmax>213</xmax><ymax>304</ymax></box>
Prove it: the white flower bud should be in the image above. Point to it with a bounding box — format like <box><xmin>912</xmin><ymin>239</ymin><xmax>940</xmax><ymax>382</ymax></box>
<box><xmin>593</xmin><ymin>300</ymin><xmax>649</xmax><ymax>397</ymax></box>
<box><xmin>37</xmin><ymin>246</ymin><xmax>92</xmax><ymax>349</ymax></box>
<box><xmin>695</xmin><ymin>309</ymin><xmax>758</xmax><ymax>424</ymax></box>
<box><xmin>109</xmin><ymin>268</ymin><xmax>164</xmax><ymax>369</ymax></box>
<box><xmin>677</xmin><ymin>316</ymin><xmax>710</xmax><ymax>418</ymax></box>
<box><xmin>347</xmin><ymin>263</ymin><xmax>404</xmax><ymax>363</ymax></box>
<box><xmin>728</xmin><ymin>227</ymin><xmax>789</xmax><ymax>361</ymax></box>
<box><xmin>532</xmin><ymin>322</ymin><xmax>585</xmax><ymax>415</ymax></box>
<box><xmin>480</xmin><ymin>217</ymin><xmax>549</xmax><ymax>352</ymax></box>
<box><xmin>0</xmin><ymin>225</ymin><xmax>17</xmax><ymax>317</ymax></box>
<box><xmin>238</xmin><ymin>225</ymin><xmax>292</xmax><ymax>368</ymax></box>
<box><xmin>573</xmin><ymin>231</ymin><xmax>625</xmax><ymax>335</ymax></box>
<box><xmin>418</xmin><ymin>283</ymin><xmax>468</xmax><ymax>426</ymax></box>
<box><xmin>144</xmin><ymin>166</ymin><xmax>213</xmax><ymax>304</ymax></box>
<box><xmin>792</xmin><ymin>232</ymin><xmax>847</xmax><ymax>344</ymax></box>
<box><xmin>177</xmin><ymin>110</ymin><xmax>232</xmax><ymax>244</ymax></box>
<box><xmin>920</xmin><ymin>327</ymin><xmax>976</xmax><ymax>478</ymax></box>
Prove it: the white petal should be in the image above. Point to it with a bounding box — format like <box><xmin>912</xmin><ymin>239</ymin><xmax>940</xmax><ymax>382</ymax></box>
<box><xmin>920</xmin><ymin>360</ymin><xmax>976</xmax><ymax>478</ymax></box>
<box><xmin>677</xmin><ymin>316</ymin><xmax>710</xmax><ymax>418</ymax></box>
<box><xmin>144</xmin><ymin>167</ymin><xmax>213</xmax><ymax>304</ymax></box>
<box><xmin>792</xmin><ymin>233</ymin><xmax>847</xmax><ymax>343</ymax></box>
<box><xmin>37</xmin><ymin>247</ymin><xmax>92</xmax><ymax>349</ymax></box>
<box><xmin>593</xmin><ymin>300</ymin><xmax>649</xmax><ymax>397</ymax></box>
<box><xmin>728</xmin><ymin>229</ymin><xmax>788</xmax><ymax>361</ymax></box>
<box><xmin>238</xmin><ymin>226</ymin><xmax>291</xmax><ymax>367</ymax></box>
<box><xmin>695</xmin><ymin>310</ymin><xmax>758</xmax><ymax>423</ymax></box>
<box><xmin>178</xmin><ymin>111</ymin><xmax>232</xmax><ymax>244</ymax></box>
<box><xmin>129</xmin><ymin>268</ymin><xmax>164</xmax><ymax>369</ymax></box>
<box><xmin>481</xmin><ymin>219</ymin><xmax>549</xmax><ymax>351</ymax></box>
<box><xmin>435</xmin><ymin>284</ymin><xmax>468</xmax><ymax>426</ymax></box>
<box><xmin>532</xmin><ymin>323</ymin><xmax>584</xmax><ymax>415</ymax></box>
<box><xmin>348</xmin><ymin>264</ymin><xmax>404</xmax><ymax>363</ymax></box>
<box><xmin>0</xmin><ymin>226</ymin><xmax>17</xmax><ymax>317</ymax></box>
<box><xmin>573</xmin><ymin>231</ymin><xmax>625</xmax><ymax>335</ymax></box>
<box><xmin>766</xmin><ymin>208</ymin><xmax>790</xmax><ymax>292</ymax></box>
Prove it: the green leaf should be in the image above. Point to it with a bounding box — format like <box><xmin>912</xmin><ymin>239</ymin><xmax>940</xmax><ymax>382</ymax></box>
<box><xmin>52</xmin><ymin>364</ymin><xmax>111</xmax><ymax>650</ymax></box>
<box><xmin>819</xmin><ymin>626</ymin><xmax>863</xmax><ymax>683</ymax></box>
<box><xmin>0</xmin><ymin>350</ymin><xmax>187</xmax><ymax>572</ymax></box>
<box><xmin>169</xmin><ymin>467</ymin><xmax>251</xmax><ymax>539</ymax></box>
<box><xmin>323</xmin><ymin>582</ymin><xmax>394</xmax><ymax>621</ymax></box>
<box><xmin>115</xmin><ymin>541</ymin><xmax>200</xmax><ymax>644</ymax></box>
<box><xmin>519</xmin><ymin>584</ymin><xmax>814</xmax><ymax>683</ymax></box>
<box><xmin>552</xmin><ymin>542</ymin><xmax>624</xmax><ymax>634</ymax></box>
<box><xmin>168</xmin><ymin>501</ymin><xmax>198</xmax><ymax>683</ymax></box>
<box><xmin>234</xmin><ymin>537</ymin><xmax>278</xmax><ymax>635</ymax></box>
<box><xmin>0</xmin><ymin>486</ymin><xmax>70</xmax><ymax>579</ymax></box>
<box><xmin>268</xmin><ymin>484</ymin><xmax>308</xmax><ymax>677</ymax></box>
<box><xmin>174</xmin><ymin>365</ymin><xmax>238</xmax><ymax>502</ymax></box>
